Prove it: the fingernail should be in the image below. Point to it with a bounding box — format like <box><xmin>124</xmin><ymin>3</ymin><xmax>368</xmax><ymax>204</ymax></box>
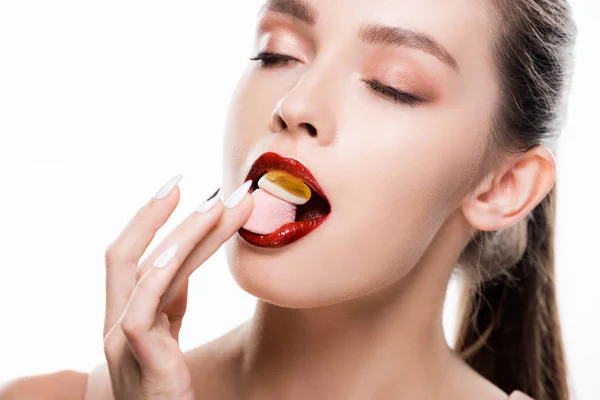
<box><xmin>225</xmin><ymin>180</ymin><xmax>252</xmax><ymax>209</ymax></box>
<box><xmin>154</xmin><ymin>174</ymin><xmax>183</xmax><ymax>200</ymax></box>
<box><xmin>154</xmin><ymin>243</ymin><xmax>179</xmax><ymax>268</ymax></box>
<box><xmin>196</xmin><ymin>188</ymin><xmax>222</xmax><ymax>213</ymax></box>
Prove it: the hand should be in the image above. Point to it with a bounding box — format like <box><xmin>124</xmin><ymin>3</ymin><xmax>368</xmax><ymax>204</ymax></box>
<box><xmin>102</xmin><ymin>176</ymin><xmax>253</xmax><ymax>400</ymax></box>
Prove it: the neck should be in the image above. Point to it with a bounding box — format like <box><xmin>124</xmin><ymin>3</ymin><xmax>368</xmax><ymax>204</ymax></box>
<box><xmin>234</xmin><ymin>262</ymin><xmax>451</xmax><ymax>399</ymax></box>
<box><xmin>235</xmin><ymin>213</ymin><xmax>472</xmax><ymax>399</ymax></box>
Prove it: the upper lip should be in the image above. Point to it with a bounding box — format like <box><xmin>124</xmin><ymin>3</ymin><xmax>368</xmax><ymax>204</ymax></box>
<box><xmin>244</xmin><ymin>152</ymin><xmax>329</xmax><ymax>202</ymax></box>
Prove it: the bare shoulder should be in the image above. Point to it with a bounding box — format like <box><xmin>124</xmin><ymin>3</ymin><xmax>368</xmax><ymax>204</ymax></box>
<box><xmin>0</xmin><ymin>370</ymin><xmax>88</xmax><ymax>400</ymax></box>
<box><xmin>446</xmin><ymin>357</ymin><xmax>535</xmax><ymax>400</ymax></box>
<box><xmin>443</xmin><ymin>353</ymin><xmax>509</xmax><ymax>400</ymax></box>
<box><xmin>183</xmin><ymin>322</ymin><xmax>248</xmax><ymax>400</ymax></box>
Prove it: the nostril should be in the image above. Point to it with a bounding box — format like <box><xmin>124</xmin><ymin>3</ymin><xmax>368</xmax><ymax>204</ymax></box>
<box><xmin>302</xmin><ymin>122</ymin><xmax>317</xmax><ymax>137</ymax></box>
<box><xmin>271</xmin><ymin>111</ymin><xmax>288</xmax><ymax>132</ymax></box>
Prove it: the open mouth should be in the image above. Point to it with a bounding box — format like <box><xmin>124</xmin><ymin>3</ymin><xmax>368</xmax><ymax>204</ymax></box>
<box><xmin>249</xmin><ymin>176</ymin><xmax>331</xmax><ymax>222</ymax></box>
<box><xmin>238</xmin><ymin>152</ymin><xmax>331</xmax><ymax>248</ymax></box>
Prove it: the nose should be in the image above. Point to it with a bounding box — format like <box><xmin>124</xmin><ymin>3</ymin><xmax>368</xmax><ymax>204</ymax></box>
<box><xmin>269</xmin><ymin>64</ymin><xmax>339</xmax><ymax>146</ymax></box>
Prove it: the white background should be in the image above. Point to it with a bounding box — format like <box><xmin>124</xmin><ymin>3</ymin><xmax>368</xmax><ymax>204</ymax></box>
<box><xmin>0</xmin><ymin>0</ymin><xmax>598</xmax><ymax>398</ymax></box>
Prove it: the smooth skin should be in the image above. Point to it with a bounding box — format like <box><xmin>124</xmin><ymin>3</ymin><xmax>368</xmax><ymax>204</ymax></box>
<box><xmin>0</xmin><ymin>164</ymin><xmax>546</xmax><ymax>400</ymax></box>
<box><xmin>0</xmin><ymin>173</ymin><xmax>540</xmax><ymax>400</ymax></box>
<box><xmin>1</xmin><ymin>0</ymin><xmax>552</xmax><ymax>398</ymax></box>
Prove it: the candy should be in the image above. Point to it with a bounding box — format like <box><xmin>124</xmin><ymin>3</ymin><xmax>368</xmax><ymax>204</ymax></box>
<box><xmin>242</xmin><ymin>189</ymin><xmax>296</xmax><ymax>234</ymax></box>
<box><xmin>257</xmin><ymin>171</ymin><xmax>312</xmax><ymax>205</ymax></box>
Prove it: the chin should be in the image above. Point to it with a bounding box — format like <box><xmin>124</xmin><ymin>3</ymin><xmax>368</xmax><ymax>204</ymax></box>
<box><xmin>224</xmin><ymin>227</ymin><xmax>355</xmax><ymax>309</ymax></box>
<box><xmin>225</xmin><ymin>233</ymin><xmax>321</xmax><ymax>309</ymax></box>
<box><xmin>224</xmin><ymin>227</ymin><xmax>409</xmax><ymax>310</ymax></box>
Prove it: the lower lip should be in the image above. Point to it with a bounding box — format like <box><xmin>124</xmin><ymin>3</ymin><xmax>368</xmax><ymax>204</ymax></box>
<box><xmin>238</xmin><ymin>214</ymin><xmax>329</xmax><ymax>248</ymax></box>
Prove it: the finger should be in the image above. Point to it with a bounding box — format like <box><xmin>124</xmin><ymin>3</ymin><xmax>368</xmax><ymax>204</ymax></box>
<box><xmin>163</xmin><ymin>279</ymin><xmax>188</xmax><ymax>341</ymax></box>
<box><xmin>120</xmin><ymin>196</ymin><xmax>228</xmax><ymax>346</ymax></box>
<box><xmin>120</xmin><ymin>244</ymin><xmax>184</xmax><ymax>368</ymax></box>
<box><xmin>133</xmin><ymin>196</ymin><xmax>226</xmax><ymax>287</ymax></box>
<box><xmin>104</xmin><ymin>175</ymin><xmax>183</xmax><ymax>337</ymax></box>
<box><xmin>158</xmin><ymin>189</ymin><xmax>254</xmax><ymax>310</ymax></box>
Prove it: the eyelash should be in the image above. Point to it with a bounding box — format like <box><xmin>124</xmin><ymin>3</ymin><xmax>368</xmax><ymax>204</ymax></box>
<box><xmin>249</xmin><ymin>51</ymin><xmax>424</xmax><ymax>107</ymax></box>
<box><xmin>249</xmin><ymin>51</ymin><xmax>296</xmax><ymax>67</ymax></box>
<box><xmin>362</xmin><ymin>79</ymin><xmax>422</xmax><ymax>108</ymax></box>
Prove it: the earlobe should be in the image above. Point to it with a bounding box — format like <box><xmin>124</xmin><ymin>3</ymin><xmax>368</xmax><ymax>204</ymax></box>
<box><xmin>461</xmin><ymin>145</ymin><xmax>556</xmax><ymax>232</ymax></box>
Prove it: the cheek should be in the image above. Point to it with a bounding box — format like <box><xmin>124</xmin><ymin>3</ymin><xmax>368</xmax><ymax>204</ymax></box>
<box><xmin>307</xmin><ymin>115</ymin><xmax>482</xmax><ymax>289</ymax></box>
<box><xmin>322</xmin><ymin>149</ymin><xmax>448</xmax><ymax>288</ymax></box>
<box><xmin>224</xmin><ymin>68</ymin><xmax>288</xmax><ymax>150</ymax></box>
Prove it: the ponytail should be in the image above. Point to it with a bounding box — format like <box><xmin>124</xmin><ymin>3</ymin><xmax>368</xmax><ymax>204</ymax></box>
<box><xmin>454</xmin><ymin>183</ymin><xmax>568</xmax><ymax>399</ymax></box>
<box><xmin>451</xmin><ymin>0</ymin><xmax>577</xmax><ymax>396</ymax></box>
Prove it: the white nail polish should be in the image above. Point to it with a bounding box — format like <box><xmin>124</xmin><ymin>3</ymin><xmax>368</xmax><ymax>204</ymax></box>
<box><xmin>196</xmin><ymin>188</ymin><xmax>222</xmax><ymax>213</ymax></box>
<box><xmin>154</xmin><ymin>174</ymin><xmax>183</xmax><ymax>200</ymax></box>
<box><xmin>225</xmin><ymin>180</ymin><xmax>252</xmax><ymax>209</ymax></box>
<box><xmin>154</xmin><ymin>243</ymin><xmax>179</xmax><ymax>268</ymax></box>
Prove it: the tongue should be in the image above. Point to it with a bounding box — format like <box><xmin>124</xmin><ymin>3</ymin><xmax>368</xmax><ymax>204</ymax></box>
<box><xmin>242</xmin><ymin>188</ymin><xmax>297</xmax><ymax>235</ymax></box>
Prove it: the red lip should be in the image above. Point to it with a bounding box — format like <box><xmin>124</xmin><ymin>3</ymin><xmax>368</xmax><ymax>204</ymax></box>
<box><xmin>243</xmin><ymin>152</ymin><xmax>328</xmax><ymax>200</ymax></box>
<box><xmin>238</xmin><ymin>152</ymin><xmax>331</xmax><ymax>248</ymax></box>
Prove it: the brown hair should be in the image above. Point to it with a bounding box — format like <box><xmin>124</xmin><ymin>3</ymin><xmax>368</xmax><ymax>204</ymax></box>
<box><xmin>454</xmin><ymin>1</ymin><xmax>577</xmax><ymax>400</ymax></box>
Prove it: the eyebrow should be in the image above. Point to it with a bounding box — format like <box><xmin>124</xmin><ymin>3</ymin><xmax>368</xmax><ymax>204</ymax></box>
<box><xmin>257</xmin><ymin>0</ymin><xmax>460</xmax><ymax>74</ymax></box>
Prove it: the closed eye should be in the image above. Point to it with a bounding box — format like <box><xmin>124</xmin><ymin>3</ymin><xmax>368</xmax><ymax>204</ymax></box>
<box><xmin>249</xmin><ymin>52</ymin><xmax>424</xmax><ymax>107</ymax></box>
<box><xmin>249</xmin><ymin>51</ymin><xmax>297</xmax><ymax>67</ymax></box>
<box><xmin>362</xmin><ymin>79</ymin><xmax>423</xmax><ymax>107</ymax></box>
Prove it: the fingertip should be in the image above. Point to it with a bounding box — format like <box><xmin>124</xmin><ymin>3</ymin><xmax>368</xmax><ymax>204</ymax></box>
<box><xmin>154</xmin><ymin>243</ymin><xmax>180</xmax><ymax>269</ymax></box>
<box><xmin>155</xmin><ymin>183</ymin><xmax>182</xmax><ymax>216</ymax></box>
<box><xmin>223</xmin><ymin>191</ymin><xmax>254</xmax><ymax>225</ymax></box>
<box><xmin>154</xmin><ymin>174</ymin><xmax>183</xmax><ymax>200</ymax></box>
<box><xmin>195</xmin><ymin>190</ymin><xmax>224</xmax><ymax>214</ymax></box>
<box><xmin>224</xmin><ymin>180</ymin><xmax>253</xmax><ymax>209</ymax></box>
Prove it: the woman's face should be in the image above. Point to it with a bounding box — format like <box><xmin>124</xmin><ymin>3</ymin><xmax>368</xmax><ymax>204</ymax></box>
<box><xmin>222</xmin><ymin>0</ymin><xmax>499</xmax><ymax>307</ymax></box>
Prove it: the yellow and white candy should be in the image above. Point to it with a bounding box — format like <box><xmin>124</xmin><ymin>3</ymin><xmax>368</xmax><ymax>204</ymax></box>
<box><xmin>257</xmin><ymin>171</ymin><xmax>312</xmax><ymax>205</ymax></box>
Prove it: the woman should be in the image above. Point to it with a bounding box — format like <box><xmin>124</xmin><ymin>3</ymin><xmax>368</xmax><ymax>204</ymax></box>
<box><xmin>0</xmin><ymin>0</ymin><xmax>577</xmax><ymax>399</ymax></box>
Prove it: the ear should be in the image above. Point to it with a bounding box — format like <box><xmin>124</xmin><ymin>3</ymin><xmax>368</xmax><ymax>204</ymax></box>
<box><xmin>461</xmin><ymin>145</ymin><xmax>556</xmax><ymax>232</ymax></box>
